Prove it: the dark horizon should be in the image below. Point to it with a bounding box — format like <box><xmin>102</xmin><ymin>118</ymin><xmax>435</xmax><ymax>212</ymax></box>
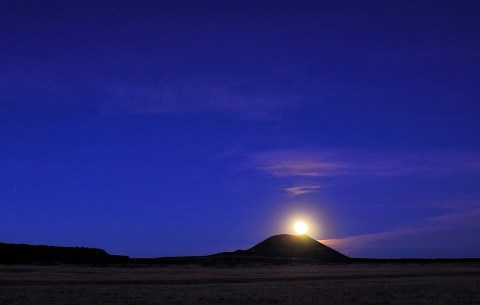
<box><xmin>1</xmin><ymin>0</ymin><xmax>480</xmax><ymax>258</ymax></box>
<box><xmin>3</xmin><ymin>234</ymin><xmax>480</xmax><ymax>265</ymax></box>
<box><xmin>2</xmin><ymin>232</ymin><xmax>480</xmax><ymax>261</ymax></box>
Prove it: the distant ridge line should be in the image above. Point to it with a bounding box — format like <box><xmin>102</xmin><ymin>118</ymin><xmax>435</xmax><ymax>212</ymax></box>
<box><xmin>1</xmin><ymin>239</ymin><xmax>479</xmax><ymax>266</ymax></box>
<box><xmin>0</xmin><ymin>242</ymin><xmax>129</xmax><ymax>265</ymax></box>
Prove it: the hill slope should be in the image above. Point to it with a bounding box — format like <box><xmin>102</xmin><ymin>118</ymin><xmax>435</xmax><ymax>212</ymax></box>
<box><xmin>245</xmin><ymin>234</ymin><xmax>349</xmax><ymax>260</ymax></box>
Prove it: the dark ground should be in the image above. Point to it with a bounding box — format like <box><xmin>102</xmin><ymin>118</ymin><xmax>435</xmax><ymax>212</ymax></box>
<box><xmin>0</xmin><ymin>263</ymin><xmax>479</xmax><ymax>305</ymax></box>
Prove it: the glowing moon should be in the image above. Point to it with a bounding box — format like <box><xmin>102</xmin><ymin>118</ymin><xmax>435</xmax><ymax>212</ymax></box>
<box><xmin>294</xmin><ymin>221</ymin><xmax>308</xmax><ymax>234</ymax></box>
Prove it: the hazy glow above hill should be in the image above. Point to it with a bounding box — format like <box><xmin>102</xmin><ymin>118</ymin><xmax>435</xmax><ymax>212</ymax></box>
<box><xmin>294</xmin><ymin>221</ymin><xmax>308</xmax><ymax>235</ymax></box>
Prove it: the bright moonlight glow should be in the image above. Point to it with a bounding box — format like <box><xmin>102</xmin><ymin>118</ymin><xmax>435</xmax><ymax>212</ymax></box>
<box><xmin>294</xmin><ymin>221</ymin><xmax>308</xmax><ymax>235</ymax></box>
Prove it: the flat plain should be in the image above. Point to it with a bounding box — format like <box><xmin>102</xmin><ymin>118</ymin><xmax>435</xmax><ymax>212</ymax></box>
<box><xmin>0</xmin><ymin>263</ymin><xmax>479</xmax><ymax>305</ymax></box>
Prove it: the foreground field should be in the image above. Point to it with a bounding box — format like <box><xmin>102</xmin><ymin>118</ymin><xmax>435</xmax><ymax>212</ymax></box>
<box><xmin>0</xmin><ymin>263</ymin><xmax>479</xmax><ymax>305</ymax></box>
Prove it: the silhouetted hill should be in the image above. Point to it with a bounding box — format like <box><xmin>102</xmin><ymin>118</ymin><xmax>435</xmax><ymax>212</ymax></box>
<box><xmin>205</xmin><ymin>234</ymin><xmax>350</xmax><ymax>264</ymax></box>
<box><xmin>243</xmin><ymin>234</ymin><xmax>349</xmax><ymax>260</ymax></box>
<box><xmin>0</xmin><ymin>243</ymin><xmax>129</xmax><ymax>265</ymax></box>
<box><xmin>140</xmin><ymin>234</ymin><xmax>350</xmax><ymax>265</ymax></box>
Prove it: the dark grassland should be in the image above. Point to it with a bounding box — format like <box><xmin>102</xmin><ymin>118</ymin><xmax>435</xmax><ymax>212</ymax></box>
<box><xmin>0</xmin><ymin>263</ymin><xmax>479</xmax><ymax>305</ymax></box>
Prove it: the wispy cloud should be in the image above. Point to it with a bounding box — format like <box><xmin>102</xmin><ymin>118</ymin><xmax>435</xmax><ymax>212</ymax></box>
<box><xmin>250</xmin><ymin>149</ymin><xmax>480</xmax><ymax>178</ymax></box>
<box><xmin>251</xmin><ymin>151</ymin><xmax>347</xmax><ymax>177</ymax></box>
<box><xmin>283</xmin><ymin>185</ymin><xmax>321</xmax><ymax>196</ymax></box>
<box><xmin>321</xmin><ymin>199</ymin><xmax>480</xmax><ymax>258</ymax></box>
<box><xmin>104</xmin><ymin>78</ymin><xmax>295</xmax><ymax>119</ymax></box>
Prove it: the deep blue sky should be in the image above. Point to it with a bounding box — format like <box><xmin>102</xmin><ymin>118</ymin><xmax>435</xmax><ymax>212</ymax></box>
<box><xmin>1</xmin><ymin>0</ymin><xmax>480</xmax><ymax>258</ymax></box>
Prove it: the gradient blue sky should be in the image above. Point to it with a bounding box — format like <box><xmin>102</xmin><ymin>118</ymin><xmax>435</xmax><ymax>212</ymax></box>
<box><xmin>1</xmin><ymin>0</ymin><xmax>480</xmax><ymax>258</ymax></box>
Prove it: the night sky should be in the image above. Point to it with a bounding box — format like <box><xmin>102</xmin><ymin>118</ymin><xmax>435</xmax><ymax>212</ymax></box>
<box><xmin>1</xmin><ymin>1</ymin><xmax>480</xmax><ymax>258</ymax></box>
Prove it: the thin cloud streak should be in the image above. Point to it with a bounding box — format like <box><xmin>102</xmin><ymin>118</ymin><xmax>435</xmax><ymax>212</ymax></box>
<box><xmin>251</xmin><ymin>150</ymin><xmax>480</xmax><ymax>178</ymax></box>
<box><xmin>251</xmin><ymin>151</ymin><xmax>347</xmax><ymax>177</ymax></box>
<box><xmin>321</xmin><ymin>199</ymin><xmax>480</xmax><ymax>257</ymax></box>
<box><xmin>104</xmin><ymin>78</ymin><xmax>294</xmax><ymax>119</ymax></box>
<box><xmin>283</xmin><ymin>185</ymin><xmax>321</xmax><ymax>196</ymax></box>
<box><xmin>260</xmin><ymin>160</ymin><xmax>344</xmax><ymax>177</ymax></box>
